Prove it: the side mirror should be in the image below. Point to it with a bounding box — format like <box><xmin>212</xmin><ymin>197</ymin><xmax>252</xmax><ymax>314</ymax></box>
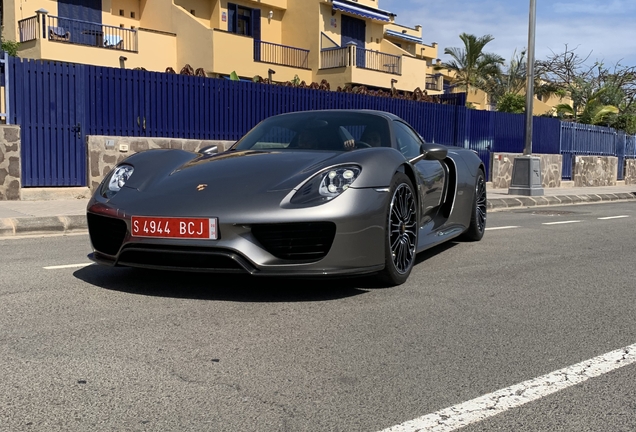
<box><xmin>200</xmin><ymin>145</ymin><xmax>219</xmax><ymax>155</ymax></box>
<box><xmin>421</xmin><ymin>143</ymin><xmax>448</xmax><ymax>161</ymax></box>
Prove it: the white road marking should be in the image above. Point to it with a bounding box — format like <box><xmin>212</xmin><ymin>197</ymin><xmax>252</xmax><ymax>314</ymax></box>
<box><xmin>44</xmin><ymin>263</ymin><xmax>93</xmax><ymax>270</ymax></box>
<box><xmin>379</xmin><ymin>343</ymin><xmax>636</xmax><ymax>432</ymax></box>
<box><xmin>598</xmin><ymin>215</ymin><xmax>630</xmax><ymax>220</ymax></box>
<box><xmin>485</xmin><ymin>226</ymin><xmax>519</xmax><ymax>231</ymax></box>
<box><xmin>542</xmin><ymin>220</ymin><xmax>581</xmax><ymax>225</ymax></box>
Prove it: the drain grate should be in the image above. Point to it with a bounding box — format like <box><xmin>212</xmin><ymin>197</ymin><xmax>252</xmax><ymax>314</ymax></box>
<box><xmin>531</xmin><ymin>210</ymin><xmax>578</xmax><ymax>216</ymax></box>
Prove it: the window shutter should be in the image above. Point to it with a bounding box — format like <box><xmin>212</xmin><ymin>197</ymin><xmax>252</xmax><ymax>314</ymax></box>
<box><xmin>251</xmin><ymin>8</ymin><xmax>261</xmax><ymax>41</ymax></box>
<box><xmin>228</xmin><ymin>3</ymin><xmax>237</xmax><ymax>33</ymax></box>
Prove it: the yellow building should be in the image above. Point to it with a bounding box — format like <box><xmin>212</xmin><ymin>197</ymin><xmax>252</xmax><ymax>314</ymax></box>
<box><xmin>5</xmin><ymin>0</ymin><xmax>441</xmax><ymax>93</ymax></box>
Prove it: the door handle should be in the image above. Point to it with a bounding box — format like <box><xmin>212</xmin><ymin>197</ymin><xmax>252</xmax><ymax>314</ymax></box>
<box><xmin>71</xmin><ymin>123</ymin><xmax>81</xmax><ymax>139</ymax></box>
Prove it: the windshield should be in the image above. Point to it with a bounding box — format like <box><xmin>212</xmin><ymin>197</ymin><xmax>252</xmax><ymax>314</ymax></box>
<box><xmin>234</xmin><ymin>111</ymin><xmax>392</xmax><ymax>151</ymax></box>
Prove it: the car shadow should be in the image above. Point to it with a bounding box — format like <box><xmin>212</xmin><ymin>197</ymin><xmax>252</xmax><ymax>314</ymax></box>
<box><xmin>73</xmin><ymin>241</ymin><xmax>460</xmax><ymax>302</ymax></box>
<box><xmin>73</xmin><ymin>265</ymin><xmax>376</xmax><ymax>302</ymax></box>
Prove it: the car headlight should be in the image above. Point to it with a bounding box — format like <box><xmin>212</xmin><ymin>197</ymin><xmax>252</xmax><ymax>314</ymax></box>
<box><xmin>101</xmin><ymin>164</ymin><xmax>134</xmax><ymax>198</ymax></box>
<box><xmin>291</xmin><ymin>165</ymin><xmax>361</xmax><ymax>205</ymax></box>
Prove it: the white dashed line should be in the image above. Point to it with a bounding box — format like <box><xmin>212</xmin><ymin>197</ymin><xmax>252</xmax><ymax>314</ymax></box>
<box><xmin>485</xmin><ymin>226</ymin><xmax>519</xmax><ymax>231</ymax></box>
<box><xmin>598</xmin><ymin>215</ymin><xmax>630</xmax><ymax>220</ymax></box>
<box><xmin>379</xmin><ymin>343</ymin><xmax>636</xmax><ymax>432</ymax></box>
<box><xmin>542</xmin><ymin>220</ymin><xmax>581</xmax><ymax>225</ymax></box>
<box><xmin>43</xmin><ymin>263</ymin><xmax>93</xmax><ymax>270</ymax></box>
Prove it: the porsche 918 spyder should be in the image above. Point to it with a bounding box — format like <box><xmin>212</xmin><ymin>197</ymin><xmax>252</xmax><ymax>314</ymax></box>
<box><xmin>87</xmin><ymin>110</ymin><xmax>486</xmax><ymax>286</ymax></box>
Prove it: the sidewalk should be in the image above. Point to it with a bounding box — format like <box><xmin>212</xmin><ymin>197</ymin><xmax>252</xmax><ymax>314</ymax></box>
<box><xmin>0</xmin><ymin>184</ymin><xmax>635</xmax><ymax>237</ymax></box>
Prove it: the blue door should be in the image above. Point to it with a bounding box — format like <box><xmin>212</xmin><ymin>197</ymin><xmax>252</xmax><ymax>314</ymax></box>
<box><xmin>57</xmin><ymin>0</ymin><xmax>103</xmax><ymax>47</ymax></box>
<box><xmin>9</xmin><ymin>58</ymin><xmax>87</xmax><ymax>187</ymax></box>
<box><xmin>341</xmin><ymin>15</ymin><xmax>366</xmax><ymax>68</ymax></box>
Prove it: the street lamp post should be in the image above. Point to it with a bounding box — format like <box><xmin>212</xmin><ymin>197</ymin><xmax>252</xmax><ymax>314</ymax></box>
<box><xmin>508</xmin><ymin>0</ymin><xmax>544</xmax><ymax>196</ymax></box>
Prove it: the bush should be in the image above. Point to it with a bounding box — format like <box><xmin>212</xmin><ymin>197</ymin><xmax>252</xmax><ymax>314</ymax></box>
<box><xmin>1</xmin><ymin>40</ymin><xmax>20</xmax><ymax>57</ymax></box>
<box><xmin>496</xmin><ymin>92</ymin><xmax>525</xmax><ymax>113</ymax></box>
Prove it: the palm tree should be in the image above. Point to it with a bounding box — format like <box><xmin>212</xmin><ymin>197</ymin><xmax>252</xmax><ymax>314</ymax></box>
<box><xmin>555</xmin><ymin>85</ymin><xmax>619</xmax><ymax>126</ymax></box>
<box><xmin>436</xmin><ymin>33</ymin><xmax>504</xmax><ymax>106</ymax></box>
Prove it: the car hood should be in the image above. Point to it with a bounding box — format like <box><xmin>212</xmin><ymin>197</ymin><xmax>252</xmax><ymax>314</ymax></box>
<box><xmin>107</xmin><ymin>150</ymin><xmax>360</xmax><ymax>216</ymax></box>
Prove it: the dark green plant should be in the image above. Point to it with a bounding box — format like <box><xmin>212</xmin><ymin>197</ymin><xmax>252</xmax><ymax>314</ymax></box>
<box><xmin>1</xmin><ymin>40</ymin><xmax>20</xmax><ymax>57</ymax></box>
<box><xmin>496</xmin><ymin>92</ymin><xmax>526</xmax><ymax>113</ymax></box>
<box><xmin>611</xmin><ymin>113</ymin><xmax>636</xmax><ymax>135</ymax></box>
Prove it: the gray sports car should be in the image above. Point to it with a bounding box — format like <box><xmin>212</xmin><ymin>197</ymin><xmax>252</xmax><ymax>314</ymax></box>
<box><xmin>87</xmin><ymin>110</ymin><xmax>486</xmax><ymax>286</ymax></box>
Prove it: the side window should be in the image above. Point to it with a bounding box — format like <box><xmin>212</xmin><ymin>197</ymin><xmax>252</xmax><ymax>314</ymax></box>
<box><xmin>393</xmin><ymin>121</ymin><xmax>422</xmax><ymax>159</ymax></box>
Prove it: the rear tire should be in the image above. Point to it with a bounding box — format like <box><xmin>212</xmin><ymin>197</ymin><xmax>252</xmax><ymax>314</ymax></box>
<box><xmin>378</xmin><ymin>173</ymin><xmax>418</xmax><ymax>286</ymax></box>
<box><xmin>461</xmin><ymin>169</ymin><xmax>487</xmax><ymax>241</ymax></box>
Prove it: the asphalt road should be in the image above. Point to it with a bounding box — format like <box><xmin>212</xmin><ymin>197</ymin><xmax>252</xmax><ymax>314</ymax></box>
<box><xmin>1</xmin><ymin>201</ymin><xmax>636</xmax><ymax>432</ymax></box>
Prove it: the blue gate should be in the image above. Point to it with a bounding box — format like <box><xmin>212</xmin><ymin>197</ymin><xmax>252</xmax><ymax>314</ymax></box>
<box><xmin>8</xmin><ymin>58</ymin><xmax>87</xmax><ymax>187</ymax></box>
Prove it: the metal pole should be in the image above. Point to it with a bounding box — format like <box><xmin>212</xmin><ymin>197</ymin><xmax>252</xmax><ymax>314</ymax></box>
<box><xmin>523</xmin><ymin>0</ymin><xmax>536</xmax><ymax>155</ymax></box>
<box><xmin>509</xmin><ymin>0</ymin><xmax>543</xmax><ymax>196</ymax></box>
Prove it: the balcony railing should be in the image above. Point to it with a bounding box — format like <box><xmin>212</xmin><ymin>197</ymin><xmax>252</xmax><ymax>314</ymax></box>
<box><xmin>254</xmin><ymin>40</ymin><xmax>310</xmax><ymax>69</ymax></box>
<box><xmin>320</xmin><ymin>47</ymin><xmax>349</xmax><ymax>69</ymax></box>
<box><xmin>19</xmin><ymin>14</ymin><xmax>138</xmax><ymax>52</ymax></box>
<box><xmin>356</xmin><ymin>48</ymin><xmax>401</xmax><ymax>75</ymax></box>
<box><xmin>320</xmin><ymin>45</ymin><xmax>401</xmax><ymax>75</ymax></box>
<box><xmin>18</xmin><ymin>16</ymin><xmax>39</xmax><ymax>42</ymax></box>
<box><xmin>426</xmin><ymin>73</ymin><xmax>442</xmax><ymax>91</ymax></box>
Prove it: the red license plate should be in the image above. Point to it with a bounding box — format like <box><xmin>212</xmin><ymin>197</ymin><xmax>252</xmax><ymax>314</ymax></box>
<box><xmin>131</xmin><ymin>216</ymin><xmax>218</xmax><ymax>239</ymax></box>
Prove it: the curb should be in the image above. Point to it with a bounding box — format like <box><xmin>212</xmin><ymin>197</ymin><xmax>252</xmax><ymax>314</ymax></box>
<box><xmin>0</xmin><ymin>215</ymin><xmax>88</xmax><ymax>238</ymax></box>
<box><xmin>1</xmin><ymin>193</ymin><xmax>635</xmax><ymax>237</ymax></box>
<box><xmin>487</xmin><ymin>192</ymin><xmax>636</xmax><ymax>212</ymax></box>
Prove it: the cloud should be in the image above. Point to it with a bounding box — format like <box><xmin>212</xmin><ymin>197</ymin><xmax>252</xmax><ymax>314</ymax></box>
<box><xmin>380</xmin><ymin>0</ymin><xmax>636</xmax><ymax>67</ymax></box>
<box><xmin>552</xmin><ymin>0</ymin><xmax>636</xmax><ymax>15</ymax></box>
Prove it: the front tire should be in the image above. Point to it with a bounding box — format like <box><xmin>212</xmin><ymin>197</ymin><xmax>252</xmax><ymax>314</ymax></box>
<box><xmin>378</xmin><ymin>173</ymin><xmax>418</xmax><ymax>286</ymax></box>
<box><xmin>461</xmin><ymin>169</ymin><xmax>487</xmax><ymax>241</ymax></box>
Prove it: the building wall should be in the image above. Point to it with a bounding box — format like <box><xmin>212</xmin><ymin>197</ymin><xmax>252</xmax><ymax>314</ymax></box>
<box><xmin>172</xmin><ymin>3</ymin><xmax>214</xmax><ymax>72</ymax></box>
<box><xmin>175</xmin><ymin>0</ymin><xmax>213</xmax><ymax>26</ymax></box>
<box><xmin>355</xmin><ymin>0</ymin><xmax>383</xmax><ymax>8</ymax></box>
<box><xmin>106</xmin><ymin>0</ymin><xmax>142</xmax><ymax>29</ymax></box>
<box><xmin>139</xmin><ymin>0</ymin><xmax>174</xmax><ymax>32</ymax></box>
<box><xmin>283</xmin><ymin>1</ymin><xmax>320</xmax><ymax>73</ymax></box>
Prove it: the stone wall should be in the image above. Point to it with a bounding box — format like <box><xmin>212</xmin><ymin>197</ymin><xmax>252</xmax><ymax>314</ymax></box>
<box><xmin>573</xmin><ymin>156</ymin><xmax>617</xmax><ymax>187</ymax></box>
<box><xmin>87</xmin><ymin>136</ymin><xmax>235</xmax><ymax>192</ymax></box>
<box><xmin>490</xmin><ymin>153</ymin><xmax>562</xmax><ymax>189</ymax></box>
<box><xmin>623</xmin><ymin>159</ymin><xmax>636</xmax><ymax>185</ymax></box>
<box><xmin>0</xmin><ymin>126</ymin><xmax>21</xmax><ymax>200</ymax></box>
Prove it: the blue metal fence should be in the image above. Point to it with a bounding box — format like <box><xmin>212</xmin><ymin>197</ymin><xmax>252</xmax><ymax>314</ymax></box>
<box><xmin>6</xmin><ymin>57</ymin><xmax>636</xmax><ymax>187</ymax></box>
<box><xmin>560</xmin><ymin>122</ymin><xmax>619</xmax><ymax>180</ymax></box>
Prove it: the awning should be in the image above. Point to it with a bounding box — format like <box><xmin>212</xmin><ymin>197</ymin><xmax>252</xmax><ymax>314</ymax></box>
<box><xmin>385</xmin><ymin>29</ymin><xmax>422</xmax><ymax>44</ymax></box>
<box><xmin>331</xmin><ymin>0</ymin><xmax>393</xmax><ymax>22</ymax></box>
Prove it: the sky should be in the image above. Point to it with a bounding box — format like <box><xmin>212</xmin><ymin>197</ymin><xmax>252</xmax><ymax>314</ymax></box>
<box><xmin>380</xmin><ymin>0</ymin><xmax>636</xmax><ymax>70</ymax></box>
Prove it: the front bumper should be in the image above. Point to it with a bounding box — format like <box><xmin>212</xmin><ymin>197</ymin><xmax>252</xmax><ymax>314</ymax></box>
<box><xmin>87</xmin><ymin>187</ymin><xmax>390</xmax><ymax>276</ymax></box>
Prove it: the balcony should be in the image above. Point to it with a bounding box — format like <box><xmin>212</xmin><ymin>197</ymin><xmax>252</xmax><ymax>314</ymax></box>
<box><xmin>426</xmin><ymin>73</ymin><xmax>443</xmax><ymax>91</ymax></box>
<box><xmin>210</xmin><ymin>30</ymin><xmax>312</xmax><ymax>82</ymax></box>
<box><xmin>19</xmin><ymin>14</ymin><xmax>138</xmax><ymax>52</ymax></box>
<box><xmin>318</xmin><ymin>44</ymin><xmax>434</xmax><ymax>92</ymax></box>
<box><xmin>254</xmin><ymin>40</ymin><xmax>309</xmax><ymax>69</ymax></box>
<box><xmin>320</xmin><ymin>45</ymin><xmax>401</xmax><ymax>75</ymax></box>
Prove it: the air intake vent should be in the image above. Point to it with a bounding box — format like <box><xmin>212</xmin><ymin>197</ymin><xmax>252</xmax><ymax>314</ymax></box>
<box><xmin>251</xmin><ymin>222</ymin><xmax>336</xmax><ymax>261</ymax></box>
<box><xmin>87</xmin><ymin>213</ymin><xmax>127</xmax><ymax>256</ymax></box>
